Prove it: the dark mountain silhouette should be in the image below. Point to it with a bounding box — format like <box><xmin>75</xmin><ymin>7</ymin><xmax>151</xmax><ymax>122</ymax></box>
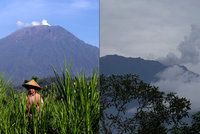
<box><xmin>100</xmin><ymin>55</ymin><xmax>167</xmax><ymax>82</ymax></box>
<box><xmin>100</xmin><ymin>55</ymin><xmax>199</xmax><ymax>83</ymax></box>
<box><xmin>0</xmin><ymin>25</ymin><xmax>99</xmax><ymax>84</ymax></box>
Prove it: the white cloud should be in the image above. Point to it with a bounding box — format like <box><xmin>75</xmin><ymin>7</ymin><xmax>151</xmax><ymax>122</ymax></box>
<box><xmin>159</xmin><ymin>25</ymin><xmax>200</xmax><ymax>65</ymax></box>
<box><xmin>16</xmin><ymin>19</ymin><xmax>51</xmax><ymax>27</ymax></box>
<box><xmin>16</xmin><ymin>20</ymin><xmax>29</xmax><ymax>27</ymax></box>
<box><xmin>153</xmin><ymin>65</ymin><xmax>200</xmax><ymax>111</ymax></box>
<box><xmin>41</xmin><ymin>19</ymin><xmax>50</xmax><ymax>26</ymax></box>
<box><xmin>16</xmin><ymin>21</ymin><xmax>24</xmax><ymax>26</ymax></box>
<box><xmin>31</xmin><ymin>21</ymin><xmax>40</xmax><ymax>26</ymax></box>
<box><xmin>158</xmin><ymin>25</ymin><xmax>200</xmax><ymax>74</ymax></box>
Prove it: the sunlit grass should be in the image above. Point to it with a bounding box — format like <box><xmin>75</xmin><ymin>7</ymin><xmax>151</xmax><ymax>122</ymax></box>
<box><xmin>0</xmin><ymin>66</ymin><xmax>99</xmax><ymax>134</ymax></box>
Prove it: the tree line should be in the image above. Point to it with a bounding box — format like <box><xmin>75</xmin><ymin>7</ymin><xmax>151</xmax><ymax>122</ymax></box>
<box><xmin>100</xmin><ymin>74</ymin><xmax>200</xmax><ymax>134</ymax></box>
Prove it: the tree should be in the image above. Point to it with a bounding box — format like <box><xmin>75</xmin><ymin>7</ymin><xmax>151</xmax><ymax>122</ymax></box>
<box><xmin>100</xmin><ymin>74</ymin><xmax>191</xmax><ymax>134</ymax></box>
<box><xmin>182</xmin><ymin>112</ymin><xmax>200</xmax><ymax>133</ymax></box>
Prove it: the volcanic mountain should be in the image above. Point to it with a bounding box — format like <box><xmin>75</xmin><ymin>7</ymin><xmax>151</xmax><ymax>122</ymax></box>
<box><xmin>0</xmin><ymin>25</ymin><xmax>99</xmax><ymax>84</ymax></box>
<box><xmin>100</xmin><ymin>55</ymin><xmax>199</xmax><ymax>83</ymax></box>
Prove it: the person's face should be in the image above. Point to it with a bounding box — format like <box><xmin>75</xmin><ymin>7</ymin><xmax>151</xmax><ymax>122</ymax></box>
<box><xmin>28</xmin><ymin>88</ymin><xmax>36</xmax><ymax>94</ymax></box>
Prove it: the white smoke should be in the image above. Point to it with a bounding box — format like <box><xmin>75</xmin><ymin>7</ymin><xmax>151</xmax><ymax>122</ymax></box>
<box><xmin>159</xmin><ymin>25</ymin><xmax>200</xmax><ymax>66</ymax></box>
<box><xmin>155</xmin><ymin>26</ymin><xmax>200</xmax><ymax>110</ymax></box>
<box><xmin>31</xmin><ymin>21</ymin><xmax>41</xmax><ymax>26</ymax></box>
<box><xmin>16</xmin><ymin>21</ymin><xmax>24</xmax><ymax>26</ymax></box>
<box><xmin>41</xmin><ymin>19</ymin><xmax>50</xmax><ymax>26</ymax></box>
<box><xmin>16</xmin><ymin>19</ymin><xmax>51</xmax><ymax>27</ymax></box>
<box><xmin>153</xmin><ymin>65</ymin><xmax>200</xmax><ymax>111</ymax></box>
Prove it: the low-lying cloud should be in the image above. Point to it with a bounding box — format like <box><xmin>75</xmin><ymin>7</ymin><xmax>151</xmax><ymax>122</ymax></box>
<box><xmin>16</xmin><ymin>19</ymin><xmax>51</xmax><ymax>27</ymax></box>
<box><xmin>154</xmin><ymin>25</ymin><xmax>200</xmax><ymax>111</ymax></box>
<box><xmin>153</xmin><ymin>65</ymin><xmax>200</xmax><ymax>111</ymax></box>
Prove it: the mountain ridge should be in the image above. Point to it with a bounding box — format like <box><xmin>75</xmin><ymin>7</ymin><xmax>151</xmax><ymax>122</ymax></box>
<box><xmin>100</xmin><ymin>54</ymin><xmax>199</xmax><ymax>83</ymax></box>
<box><xmin>0</xmin><ymin>25</ymin><xmax>99</xmax><ymax>84</ymax></box>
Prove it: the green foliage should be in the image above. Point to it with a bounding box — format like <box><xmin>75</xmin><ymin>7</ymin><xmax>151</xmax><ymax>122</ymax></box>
<box><xmin>191</xmin><ymin>112</ymin><xmax>200</xmax><ymax>132</ymax></box>
<box><xmin>180</xmin><ymin>112</ymin><xmax>200</xmax><ymax>134</ymax></box>
<box><xmin>100</xmin><ymin>74</ymin><xmax>191</xmax><ymax>134</ymax></box>
<box><xmin>0</xmin><ymin>67</ymin><xmax>99</xmax><ymax>133</ymax></box>
<box><xmin>31</xmin><ymin>76</ymin><xmax>39</xmax><ymax>82</ymax></box>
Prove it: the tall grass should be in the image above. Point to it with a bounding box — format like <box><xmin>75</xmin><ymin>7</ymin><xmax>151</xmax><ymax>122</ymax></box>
<box><xmin>0</xmin><ymin>67</ymin><xmax>99</xmax><ymax>133</ymax></box>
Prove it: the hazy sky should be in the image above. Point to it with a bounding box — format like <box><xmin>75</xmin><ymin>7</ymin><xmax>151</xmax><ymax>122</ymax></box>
<box><xmin>0</xmin><ymin>0</ymin><xmax>99</xmax><ymax>47</ymax></box>
<box><xmin>101</xmin><ymin>0</ymin><xmax>200</xmax><ymax>58</ymax></box>
<box><xmin>101</xmin><ymin>0</ymin><xmax>200</xmax><ymax>111</ymax></box>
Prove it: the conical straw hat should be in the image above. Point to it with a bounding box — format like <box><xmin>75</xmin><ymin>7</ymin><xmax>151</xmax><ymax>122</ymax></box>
<box><xmin>22</xmin><ymin>79</ymin><xmax>42</xmax><ymax>90</ymax></box>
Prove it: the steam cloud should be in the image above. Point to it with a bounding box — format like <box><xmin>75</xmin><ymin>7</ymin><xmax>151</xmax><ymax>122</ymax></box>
<box><xmin>154</xmin><ymin>25</ymin><xmax>200</xmax><ymax>111</ymax></box>
<box><xmin>16</xmin><ymin>19</ymin><xmax>51</xmax><ymax>27</ymax></box>
<box><xmin>153</xmin><ymin>65</ymin><xmax>200</xmax><ymax>111</ymax></box>
<box><xmin>159</xmin><ymin>25</ymin><xmax>200</xmax><ymax>65</ymax></box>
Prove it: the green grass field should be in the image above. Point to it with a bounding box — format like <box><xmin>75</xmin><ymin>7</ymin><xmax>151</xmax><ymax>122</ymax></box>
<box><xmin>0</xmin><ymin>67</ymin><xmax>99</xmax><ymax>134</ymax></box>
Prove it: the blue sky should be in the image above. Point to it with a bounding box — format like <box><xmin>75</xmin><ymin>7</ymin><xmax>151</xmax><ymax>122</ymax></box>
<box><xmin>0</xmin><ymin>0</ymin><xmax>99</xmax><ymax>47</ymax></box>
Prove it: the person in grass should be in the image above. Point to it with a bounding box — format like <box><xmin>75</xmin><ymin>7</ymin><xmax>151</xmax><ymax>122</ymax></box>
<box><xmin>22</xmin><ymin>79</ymin><xmax>44</xmax><ymax>117</ymax></box>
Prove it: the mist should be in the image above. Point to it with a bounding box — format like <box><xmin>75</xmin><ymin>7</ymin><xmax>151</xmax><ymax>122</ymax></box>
<box><xmin>153</xmin><ymin>65</ymin><xmax>200</xmax><ymax>111</ymax></box>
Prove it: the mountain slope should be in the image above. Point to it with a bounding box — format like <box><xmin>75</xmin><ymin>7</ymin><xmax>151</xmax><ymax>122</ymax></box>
<box><xmin>100</xmin><ymin>55</ymin><xmax>199</xmax><ymax>83</ymax></box>
<box><xmin>100</xmin><ymin>55</ymin><xmax>167</xmax><ymax>82</ymax></box>
<box><xmin>0</xmin><ymin>25</ymin><xmax>99</xmax><ymax>84</ymax></box>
